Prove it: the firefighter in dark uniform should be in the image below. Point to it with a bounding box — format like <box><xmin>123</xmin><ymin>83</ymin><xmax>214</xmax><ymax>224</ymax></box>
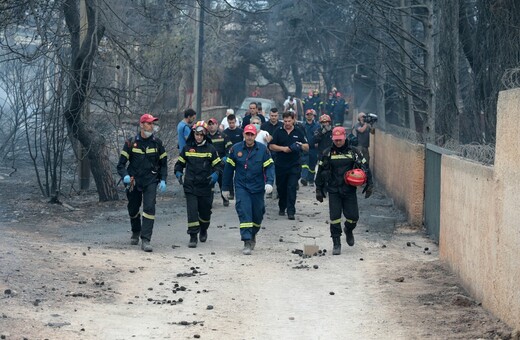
<box><xmin>314</xmin><ymin>114</ymin><xmax>333</xmax><ymax>161</ymax></box>
<box><xmin>315</xmin><ymin>126</ymin><xmax>373</xmax><ymax>255</ymax></box>
<box><xmin>117</xmin><ymin>113</ymin><xmax>168</xmax><ymax>252</ymax></box>
<box><xmin>207</xmin><ymin>117</ymin><xmax>232</xmax><ymax>206</ymax></box>
<box><xmin>174</xmin><ymin>121</ymin><xmax>223</xmax><ymax>248</ymax></box>
<box><xmin>222</xmin><ymin>124</ymin><xmax>275</xmax><ymax>255</ymax></box>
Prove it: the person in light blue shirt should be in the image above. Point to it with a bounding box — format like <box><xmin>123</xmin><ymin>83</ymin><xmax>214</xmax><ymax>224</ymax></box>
<box><xmin>177</xmin><ymin>109</ymin><xmax>197</xmax><ymax>151</ymax></box>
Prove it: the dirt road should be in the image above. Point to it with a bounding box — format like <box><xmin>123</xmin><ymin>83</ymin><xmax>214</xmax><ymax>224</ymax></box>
<box><xmin>0</xmin><ymin>172</ymin><xmax>514</xmax><ymax>339</ymax></box>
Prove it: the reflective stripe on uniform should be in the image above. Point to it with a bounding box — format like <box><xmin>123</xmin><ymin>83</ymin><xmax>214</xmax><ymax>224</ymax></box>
<box><xmin>252</xmin><ymin>222</ymin><xmax>261</xmax><ymax>227</ymax></box>
<box><xmin>331</xmin><ymin>154</ymin><xmax>353</xmax><ymax>160</ymax></box>
<box><xmin>130</xmin><ymin>212</ymin><xmax>140</xmax><ymax>219</ymax></box>
<box><xmin>227</xmin><ymin>158</ymin><xmax>236</xmax><ymax>167</ymax></box>
<box><xmin>199</xmin><ymin>218</ymin><xmax>210</xmax><ymax>223</ymax></box>
<box><xmin>240</xmin><ymin>222</ymin><xmax>253</xmax><ymax>228</ymax></box>
<box><xmin>159</xmin><ymin>152</ymin><xmax>167</xmax><ymax>159</ymax></box>
<box><xmin>212</xmin><ymin>157</ymin><xmax>222</xmax><ymax>167</ymax></box>
<box><xmin>178</xmin><ymin>156</ymin><xmax>186</xmax><ymax>163</ymax></box>
<box><xmin>211</xmin><ymin>138</ymin><xmax>224</xmax><ymax>143</ymax></box>
<box><xmin>146</xmin><ymin>148</ymin><xmax>158</xmax><ymax>154</ymax></box>
<box><xmin>186</xmin><ymin>152</ymin><xmax>212</xmax><ymax>158</ymax></box>
<box><xmin>330</xmin><ymin>218</ymin><xmax>341</xmax><ymax>225</ymax></box>
<box><xmin>263</xmin><ymin>158</ymin><xmax>273</xmax><ymax>167</ymax></box>
<box><xmin>188</xmin><ymin>221</ymin><xmax>200</xmax><ymax>227</ymax></box>
<box><xmin>143</xmin><ymin>212</ymin><xmax>155</xmax><ymax>220</ymax></box>
<box><xmin>132</xmin><ymin>148</ymin><xmax>145</xmax><ymax>154</ymax></box>
<box><xmin>346</xmin><ymin>218</ymin><xmax>356</xmax><ymax>224</ymax></box>
<box><xmin>121</xmin><ymin>151</ymin><xmax>129</xmax><ymax>159</ymax></box>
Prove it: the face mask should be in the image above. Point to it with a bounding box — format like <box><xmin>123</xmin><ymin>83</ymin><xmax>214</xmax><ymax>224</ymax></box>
<box><xmin>253</xmin><ymin>124</ymin><xmax>261</xmax><ymax>131</ymax></box>
<box><xmin>143</xmin><ymin>130</ymin><xmax>153</xmax><ymax>138</ymax></box>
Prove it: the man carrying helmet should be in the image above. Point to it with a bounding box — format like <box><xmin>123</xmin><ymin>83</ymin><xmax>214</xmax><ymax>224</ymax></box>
<box><xmin>222</xmin><ymin>124</ymin><xmax>275</xmax><ymax>255</ymax></box>
<box><xmin>117</xmin><ymin>113</ymin><xmax>168</xmax><ymax>252</ymax></box>
<box><xmin>314</xmin><ymin>114</ymin><xmax>333</xmax><ymax>160</ymax></box>
<box><xmin>315</xmin><ymin>126</ymin><xmax>373</xmax><ymax>255</ymax></box>
<box><xmin>174</xmin><ymin>121</ymin><xmax>223</xmax><ymax>248</ymax></box>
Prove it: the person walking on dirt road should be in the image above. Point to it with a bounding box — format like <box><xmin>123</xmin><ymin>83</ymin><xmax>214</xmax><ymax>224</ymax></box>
<box><xmin>222</xmin><ymin>124</ymin><xmax>275</xmax><ymax>255</ymax></box>
<box><xmin>315</xmin><ymin>126</ymin><xmax>373</xmax><ymax>255</ymax></box>
<box><xmin>174</xmin><ymin>121</ymin><xmax>223</xmax><ymax>248</ymax></box>
<box><xmin>117</xmin><ymin>113</ymin><xmax>168</xmax><ymax>252</ymax></box>
<box><xmin>269</xmin><ymin>111</ymin><xmax>309</xmax><ymax>220</ymax></box>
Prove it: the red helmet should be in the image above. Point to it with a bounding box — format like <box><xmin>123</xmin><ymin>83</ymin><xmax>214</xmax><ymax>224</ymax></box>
<box><xmin>319</xmin><ymin>114</ymin><xmax>331</xmax><ymax>123</ymax></box>
<box><xmin>344</xmin><ymin>168</ymin><xmax>367</xmax><ymax>186</ymax></box>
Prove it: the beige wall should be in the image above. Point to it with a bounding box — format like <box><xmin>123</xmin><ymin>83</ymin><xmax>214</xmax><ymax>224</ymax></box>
<box><xmin>372</xmin><ymin>131</ymin><xmax>424</xmax><ymax>225</ymax></box>
<box><xmin>373</xmin><ymin>89</ymin><xmax>520</xmax><ymax>330</ymax></box>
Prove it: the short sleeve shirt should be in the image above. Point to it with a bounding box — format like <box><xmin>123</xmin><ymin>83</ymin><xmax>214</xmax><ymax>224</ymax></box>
<box><xmin>271</xmin><ymin>126</ymin><xmax>307</xmax><ymax>168</ymax></box>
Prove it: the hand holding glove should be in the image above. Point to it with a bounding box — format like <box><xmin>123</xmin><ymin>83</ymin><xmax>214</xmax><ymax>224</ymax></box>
<box><xmin>158</xmin><ymin>180</ymin><xmax>167</xmax><ymax>192</ymax></box>
<box><xmin>362</xmin><ymin>184</ymin><xmax>373</xmax><ymax>199</ymax></box>
<box><xmin>289</xmin><ymin>142</ymin><xmax>302</xmax><ymax>152</ymax></box>
<box><xmin>123</xmin><ymin>175</ymin><xmax>131</xmax><ymax>184</ymax></box>
<box><xmin>175</xmin><ymin>171</ymin><xmax>183</xmax><ymax>185</ymax></box>
<box><xmin>222</xmin><ymin>191</ymin><xmax>230</xmax><ymax>200</ymax></box>
<box><xmin>208</xmin><ymin>172</ymin><xmax>219</xmax><ymax>186</ymax></box>
<box><xmin>265</xmin><ymin>184</ymin><xmax>273</xmax><ymax>194</ymax></box>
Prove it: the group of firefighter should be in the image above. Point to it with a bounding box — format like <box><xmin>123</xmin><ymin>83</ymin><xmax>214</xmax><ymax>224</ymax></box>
<box><xmin>116</xmin><ymin>99</ymin><xmax>374</xmax><ymax>256</ymax></box>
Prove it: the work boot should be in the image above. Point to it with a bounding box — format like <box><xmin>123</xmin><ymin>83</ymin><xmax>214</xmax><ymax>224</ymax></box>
<box><xmin>141</xmin><ymin>239</ymin><xmax>153</xmax><ymax>252</ymax></box>
<box><xmin>266</xmin><ymin>192</ymin><xmax>272</xmax><ymax>199</ymax></box>
<box><xmin>288</xmin><ymin>214</ymin><xmax>295</xmax><ymax>220</ymax></box>
<box><xmin>242</xmin><ymin>240</ymin><xmax>252</xmax><ymax>255</ymax></box>
<box><xmin>199</xmin><ymin>229</ymin><xmax>208</xmax><ymax>243</ymax></box>
<box><xmin>278</xmin><ymin>210</ymin><xmax>285</xmax><ymax>216</ymax></box>
<box><xmin>301</xmin><ymin>179</ymin><xmax>308</xmax><ymax>186</ymax></box>
<box><xmin>345</xmin><ymin>227</ymin><xmax>355</xmax><ymax>246</ymax></box>
<box><xmin>250</xmin><ymin>234</ymin><xmax>256</xmax><ymax>250</ymax></box>
<box><xmin>228</xmin><ymin>193</ymin><xmax>234</xmax><ymax>200</ymax></box>
<box><xmin>188</xmin><ymin>234</ymin><xmax>198</xmax><ymax>248</ymax></box>
<box><xmin>223</xmin><ymin>198</ymin><xmax>230</xmax><ymax>207</ymax></box>
<box><xmin>130</xmin><ymin>232</ymin><xmax>140</xmax><ymax>245</ymax></box>
<box><xmin>332</xmin><ymin>237</ymin><xmax>341</xmax><ymax>255</ymax></box>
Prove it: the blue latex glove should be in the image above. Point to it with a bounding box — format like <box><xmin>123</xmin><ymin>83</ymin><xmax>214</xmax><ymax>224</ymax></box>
<box><xmin>123</xmin><ymin>175</ymin><xmax>131</xmax><ymax>184</ymax></box>
<box><xmin>222</xmin><ymin>156</ymin><xmax>228</xmax><ymax>163</ymax></box>
<box><xmin>289</xmin><ymin>142</ymin><xmax>302</xmax><ymax>152</ymax></box>
<box><xmin>158</xmin><ymin>180</ymin><xmax>166</xmax><ymax>192</ymax></box>
<box><xmin>175</xmin><ymin>171</ymin><xmax>183</xmax><ymax>185</ymax></box>
<box><xmin>208</xmin><ymin>172</ymin><xmax>219</xmax><ymax>186</ymax></box>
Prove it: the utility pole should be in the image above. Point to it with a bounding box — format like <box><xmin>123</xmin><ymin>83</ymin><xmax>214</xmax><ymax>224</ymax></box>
<box><xmin>193</xmin><ymin>0</ymin><xmax>205</xmax><ymax>119</ymax></box>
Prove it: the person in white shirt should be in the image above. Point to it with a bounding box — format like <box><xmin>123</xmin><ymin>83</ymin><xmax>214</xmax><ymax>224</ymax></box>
<box><xmin>220</xmin><ymin>109</ymin><xmax>241</xmax><ymax>132</ymax></box>
<box><xmin>251</xmin><ymin>116</ymin><xmax>271</xmax><ymax>145</ymax></box>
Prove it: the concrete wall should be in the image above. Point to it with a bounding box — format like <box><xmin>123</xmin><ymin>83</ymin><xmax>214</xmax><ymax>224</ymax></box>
<box><xmin>372</xmin><ymin>130</ymin><xmax>424</xmax><ymax>225</ymax></box>
<box><xmin>439</xmin><ymin>89</ymin><xmax>520</xmax><ymax>329</ymax></box>
<box><xmin>372</xmin><ymin>88</ymin><xmax>520</xmax><ymax>330</ymax></box>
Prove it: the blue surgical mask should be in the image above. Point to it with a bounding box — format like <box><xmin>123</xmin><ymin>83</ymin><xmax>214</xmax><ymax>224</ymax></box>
<box><xmin>253</xmin><ymin>124</ymin><xmax>261</xmax><ymax>131</ymax></box>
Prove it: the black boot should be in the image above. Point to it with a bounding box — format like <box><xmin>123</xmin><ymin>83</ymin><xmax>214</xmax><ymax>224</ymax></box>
<box><xmin>344</xmin><ymin>221</ymin><xmax>356</xmax><ymax>246</ymax></box>
<box><xmin>130</xmin><ymin>214</ymin><xmax>141</xmax><ymax>245</ymax></box>
<box><xmin>243</xmin><ymin>240</ymin><xmax>252</xmax><ymax>255</ymax></box>
<box><xmin>188</xmin><ymin>234</ymin><xmax>198</xmax><ymax>248</ymax></box>
<box><xmin>332</xmin><ymin>237</ymin><xmax>341</xmax><ymax>255</ymax></box>
<box><xmin>199</xmin><ymin>228</ymin><xmax>208</xmax><ymax>242</ymax></box>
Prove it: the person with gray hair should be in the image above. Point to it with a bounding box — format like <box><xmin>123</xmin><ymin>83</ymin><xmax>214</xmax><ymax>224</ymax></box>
<box><xmin>220</xmin><ymin>108</ymin><xmax>241</xmax><ymax>131</ymax></box>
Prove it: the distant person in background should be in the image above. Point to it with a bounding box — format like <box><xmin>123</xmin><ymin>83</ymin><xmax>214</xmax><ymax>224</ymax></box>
<box><xmin>207</xmin><ymin>118</ymin><xmax>232</xmax><ymax>207</ymax></box>
<box><xmin>242</xmin><ymin>102</ymin><xmax>266</xmax><ymax>127</ymax></box>
<box><xmin>353</xmin><ymin>112</ymin><xmax>373</xmax><ymax>165</ymax></box>
<box><xmin>177</xmin><ymin>109</ymin><xmax>197</xmax><ymax>151</ymax></box>
<box><xmin>222</xmin><ymin>114</ymin><xmax>243</xmax><ymax>200</ymax></box>
<box><xmin>261</xmin><ymin>108</ymin><xmax>282</xmax><ymax>137</ymax></box>
<box><xmin>300</xmin><ymin>109</ymin><xmax>320</xmax><ymax>186</ymax></box>
<box><xmin>332</xmin><ymin>92</ymin><xmax>348</xmax><ymax>126</ymax></box>
<box><xmin>314</xmin><ymin>114</ymin><xmax>333</xmax><ymax>161</ymax></box>
<box><xmin>250</xmin><ymin>116</ymin><xmax>271</xmax><ymax>146</ymax></box>
<box><xmin>284</xmin><ymin>95</ymin><xmax>298</xmax><ymax>118</ymax></box>
<box><xmin>220</xmin><ymin>109</ymin><xmax>241</xmax><ymax>131</ymax></box>
<box><xmin>251</xmin><ymin>86</ymin><xmax>262</xmax><ymax>97</ymax></box>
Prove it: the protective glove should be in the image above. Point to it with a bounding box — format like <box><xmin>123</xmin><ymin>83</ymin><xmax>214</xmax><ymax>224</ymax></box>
<box><xmin>222</xmin><ymin>191</ymin><xmax>230</xmax><ymax>200</ymax></box>
<box><xmin>265</xmin><ymin>184</ymin><xmax>273</xmax><ymax>194</ymax></box>
<box><xmin>315</xmin><ymin>189</ymin><xmax>324</xmax><ymax>203</ymax></box>
<box><xmin>208</xmin><ymin>172</ymin><xmax>219</xmax><ymax>186</ymax></box>
<box><xmin>289</xmin><ymin>142</ymin><xmax>302</xmax><ymax>152</ymax></box>
<box><xmin>123</xmin><ymin>175</ymin><xmax>131</xmax><ymax>184</ymax></box>
<box><xmin>158</xmin><ymin>180</ymin><xmax>166</xmax><ymax>193</ymax></box>
<box><xmin>175</xmin><ymin>171</ymin><xmax>183</xmax><ymax>185</ymax></box>
<box><xmin>222</xmin><ymin>156</ymin><xmax>228</xmax><ymax>163</ymax></box>
<box><xmin>362</xmin><ymin>184</ymin><xmax>373</xmax><ymax>199</ymax></box>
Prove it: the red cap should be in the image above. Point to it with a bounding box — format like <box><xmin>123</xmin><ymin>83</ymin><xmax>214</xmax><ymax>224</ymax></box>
<box><xmin>140</xmin><ymin>113</ymin><xmax>158</xmax><ymax>123</ymax></box>
<box><xmin>332</xmin><ymin>126</ymin><xmax>346</xmax><ymax>141</ymax></box>
<box><xmin>208</xmin><ymin>118</ymin><xmax>218</xmax><ymax>125</ymax></box>
<box><xmin>243</xmin><ymin>124</ymin><xmax>257</xmax><ymax>135</ymax></box>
